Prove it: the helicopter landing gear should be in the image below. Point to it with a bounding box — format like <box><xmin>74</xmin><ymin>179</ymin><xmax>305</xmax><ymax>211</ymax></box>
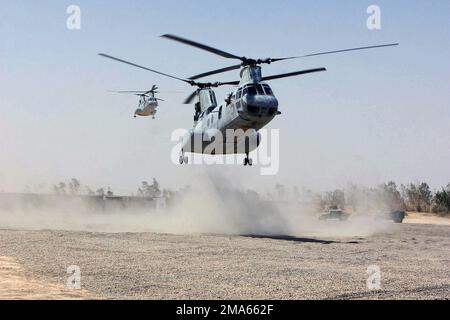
<box><xmin>179</xmin><ymin>151</ymin><xmax>189</xmax><ymax>165</ymax></box>
<box><xmin>243</xmin><ymin>153</ymin><xmax>253</xmax><ymax>166</ymax></box>
<box><xmin>152</xmin><ymin>116</ymin><xmax>156</xmax><ymax>120</ymax></box>
<box><xmin>179</xmin><ymin>155</ymin><xmax>189</xmax><ymax>165</ymax></box>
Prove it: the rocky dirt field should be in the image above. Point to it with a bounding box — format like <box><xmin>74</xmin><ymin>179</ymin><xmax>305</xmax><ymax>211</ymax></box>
<box><xmin>0</xmin><ymin>216</ymin><xmax>449</xmax><ymax>300</ymax></box>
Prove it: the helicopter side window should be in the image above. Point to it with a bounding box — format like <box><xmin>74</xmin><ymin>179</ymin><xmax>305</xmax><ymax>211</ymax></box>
<box><xmin>236</xmin><ymin>90</ymin><xmax>242</xmax><ymax>100</ymax></box>
<box><xmin>206</xmin><ymin>106</ymin><xmax>215</xmax><ymax>114</ymax></box>
<box><xmin>218</xmin><ymin>106</ymin><xmax>222</xmax><ymax>119</ymax></box>
<box><xmin>242</xmin><ymin>87</ymin><xmax>248</xmax><ymax>96</ymax></box>
<box><xmin>262</xmin><ymin>85</ymin><xmax>274</xmax><ymax>96</ymax></box>
<box><xmin>209</xmin><ymin>92</ymin><xmax>217</xmax><ymax>105</ymax></box>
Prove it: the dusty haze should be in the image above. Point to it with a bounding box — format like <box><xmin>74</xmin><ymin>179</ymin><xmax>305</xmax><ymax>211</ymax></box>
<box><xmin>0</xmin><ymin>170</ymin><xmax>393</xmax><ymax>238</ymax></box>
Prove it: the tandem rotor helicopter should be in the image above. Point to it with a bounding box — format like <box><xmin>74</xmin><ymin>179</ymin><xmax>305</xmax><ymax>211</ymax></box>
<box><xmin>99</xmin><ymin>34</ymin><xmax>398</xmax><ymax>166</ymax></box>
<box><xmin>110</xmin><ymin>85</ymin><xmax>163</xmax><ymax>119</ymax></box>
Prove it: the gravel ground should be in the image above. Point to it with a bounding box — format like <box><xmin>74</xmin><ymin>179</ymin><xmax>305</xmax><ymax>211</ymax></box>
<box><xmin>0</xmin><ymin>223</ymin><xmax>449</xmax><ymax>300</ymax></box>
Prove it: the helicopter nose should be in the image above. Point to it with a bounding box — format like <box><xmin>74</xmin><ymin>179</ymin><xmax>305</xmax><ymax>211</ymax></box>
<box><xmin>242</xmin><ymin>94</ymin><xmax>279</xmax><ymax>116</ymax></box>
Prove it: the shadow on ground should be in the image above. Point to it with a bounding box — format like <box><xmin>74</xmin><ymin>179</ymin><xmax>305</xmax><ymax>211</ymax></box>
<box><xmin>241</xmin><ymin>234</ymin><xmax>348</xmax><ymax>244</ymax></box>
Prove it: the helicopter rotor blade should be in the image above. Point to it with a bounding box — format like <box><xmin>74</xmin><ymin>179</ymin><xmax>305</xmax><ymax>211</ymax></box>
<box><xmin>110</xmin><ymin>90</ymin><xmax>149</xmax><ymax>94</ymax></box>
<box><xmin>161</xmin><ymin>34</ymin><xmax>242</xmax><ymax>60</ymax></box>
<box><xmin>189</xmin><ymin>64</ymin><xmax>242</xmax><ymax>80</ymax></box>
<box><xmin>270</xmin><ymin>43</ymin><xmax>399</xmax><ymax>62</ymax></box>
<box><xmin>98</xmin><ymin>53</ymin><xmax>191</xmax><ymax>84</ymax></box>
<box><xmin>109</xmin><ymin>90</ymin><xmax>147</xmax><ymax>93</ymax></box>
<box><xmin>261</xmin><ymin>68</ymin><xmax>327</xmax><ymax>81</ymax></box>
<box><xmin>218</xmin><ymin>80</ymin><xmax>240</xmax><ymax>86</ymax></box>
<box><xmin>183</xmin><ymin>90</ymin><xmax>199</xmax><ymax>104</ymax></box>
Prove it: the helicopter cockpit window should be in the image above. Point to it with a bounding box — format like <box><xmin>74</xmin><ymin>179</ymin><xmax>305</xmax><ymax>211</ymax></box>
<box><xmin>256</xmin><ymin>84</ymin><xmax>265</xmax><ymax>95</ymax></box>
<box><xmin>262</xmin><ymin>85</ymin><xmax>274</xmax><ymax>96</ymax></box>
<box><xmin>247</xmin><ymin>85</ymin><xmax>257</xmax><ymax>95</ymax></box>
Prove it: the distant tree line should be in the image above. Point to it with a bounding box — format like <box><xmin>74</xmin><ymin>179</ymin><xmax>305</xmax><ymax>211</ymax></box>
<box><xmin>268</xmin><ymin>181</ymin><xmax>450</xmax><ymax>215</ymax></box>
<box><xmin>41</xmin><ymin>178</ymin><xmax>450</xmax><ymax>215</ymax></box>
<box><xmin>50</xmin><ymin>177</ymin><xmax>176</xmax><ymax>201</ymax></box>
<box><xmin>52</xmin><ymin>178</ymin><xmax>114</xmax><ymax>197</ymax></box>
<box><xmin>432</xmin><ymin>184</ymin><xmax>450</xmax><ymax>214</ymax></box>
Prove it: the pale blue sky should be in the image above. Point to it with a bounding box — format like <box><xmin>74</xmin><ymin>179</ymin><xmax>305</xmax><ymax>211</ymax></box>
<box><xmin>0</xmin><ymin>1</ymin><xmax>449</xmax><ymax>194</ymax></box>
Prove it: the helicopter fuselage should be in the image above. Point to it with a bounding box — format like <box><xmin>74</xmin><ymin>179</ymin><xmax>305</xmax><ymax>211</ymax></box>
<box><xmin>135</xmin><ymin>97</ymin><xmax>158</xmax><ymax>117</ymax></box>
<box><xmin>181</xmin><ymin>66</ymin><xmax>279</xmax><ymax>155</ymax></box>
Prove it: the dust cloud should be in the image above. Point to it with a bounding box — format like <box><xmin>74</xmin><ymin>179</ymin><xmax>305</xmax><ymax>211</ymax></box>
<box><xmin>0</xmin><ymin>169</ymin><xmax>393</xmax><ymax>238</ymax></box>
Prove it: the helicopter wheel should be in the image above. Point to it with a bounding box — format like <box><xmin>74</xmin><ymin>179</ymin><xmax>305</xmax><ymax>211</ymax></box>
<box><xmin>243</xmin><ymin>153</ymin><xmax>252</xmax><ymax>166</ymax></box>
<box><xmin>179</xmin><ymin>151</ymin><xmax>189</xmax><ymax>165</ymax></box>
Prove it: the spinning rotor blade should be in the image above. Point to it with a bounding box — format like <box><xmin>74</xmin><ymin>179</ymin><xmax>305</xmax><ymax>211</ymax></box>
<box><xmin>261</xmin><ymin>68</ymin><xmax>327</xmax><ymax>81</ymax></box>
<box><xmin>161</xmin><ymin>34</ymin><xmax>242</xmax><ymax>60</ymax></box>
<box><xmin>218</xmin><ymin>80</ymin><xmax>240</xmax><ymax>86</ymax></box>
<box><xmin>99</xmin><ymin>53</ymin><xmax>235</xmax><ymax>89</ymax></box>
<box><xmin>98</xmin><ymin>53</ymin><xmax>191</xmax><ymax>84</ymax></box>
<box><xmin>100</xmin><ymin>51</ymin><xmax>241</xmax><ymax>106</ymax></box>
<box><xmin>270</xmin><ymin>43</ymin><xmax>399</xmax><ymax>62</ymax></box>
<box><xmin>189</xmin><ymin>64</ymin><xmax>242</xmax><ymax>80</ymax></box>
<box><xmin>109</xmin><ymin>90</ymin><xmax>154</xmax><ymax>97</ymax></box>
<box><xmin>167</xmin><ymin>33</ymin><xmax>398</xmax><ymax>80</ymax></box>
<box><xmin>108</xmin><ymin>90</ymin><xmax>149</xmax><ymax>94</ymax></box>
<box><xmin>183</xmin><ymin>90</ymin><xmax>198</xmax><ymax>104</ymax></box>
